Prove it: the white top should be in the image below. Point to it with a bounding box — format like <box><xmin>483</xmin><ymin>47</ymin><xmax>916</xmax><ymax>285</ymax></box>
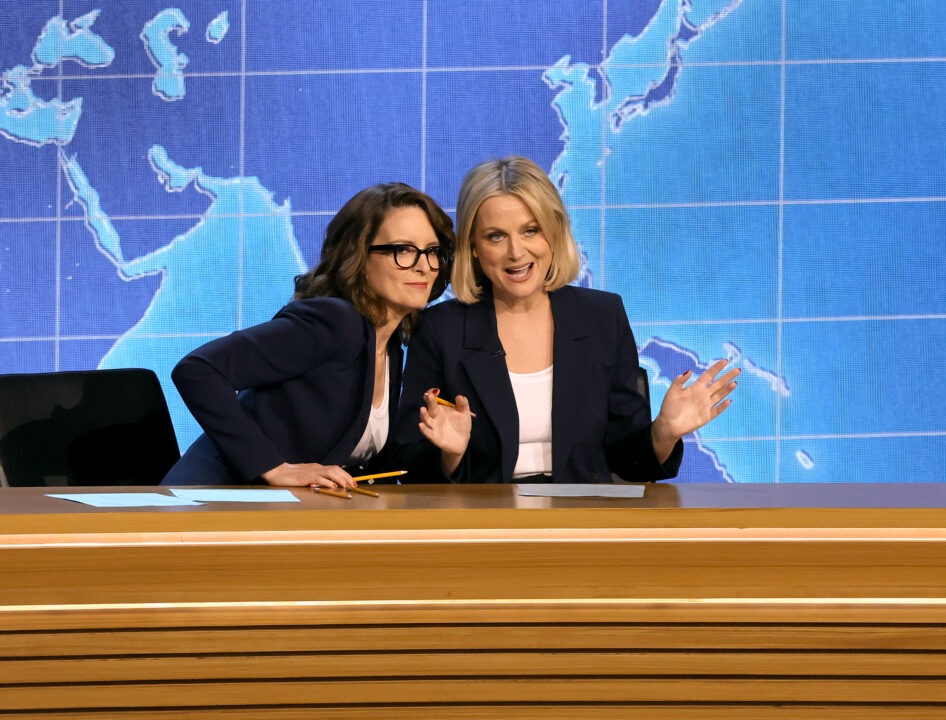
<box><xmin>509</xmin><ymin>365</ymin><xmax>554</xmax><ymax>478</ymax></box>
<box><xmin>347</xmin><ymin>358</ymin><xmax>389</xmax><ymax>465</ymax></box>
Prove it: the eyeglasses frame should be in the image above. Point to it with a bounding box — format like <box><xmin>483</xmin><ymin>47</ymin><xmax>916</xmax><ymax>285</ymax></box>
<box><xmin>367</xmin><ymin>243</ymin><xmax>445</xmax><ymax>270</ymax></box>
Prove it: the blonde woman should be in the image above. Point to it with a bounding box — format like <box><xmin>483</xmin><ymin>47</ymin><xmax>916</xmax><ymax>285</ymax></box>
<box><xmin>391</xmin><ymin>156</ymin><xmax>737</xmax><ymax>483</ymax></box>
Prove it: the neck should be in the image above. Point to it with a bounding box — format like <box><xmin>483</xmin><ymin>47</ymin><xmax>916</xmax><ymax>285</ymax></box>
<box><xmin>374</xmin><ymin>314</ymin><xmax>402</xmax><ymax>354</ymax></box>
<box><xmin>493</xmin><ymin>289</ymin><xmax>551</xmax><ymax>316</ymax></box>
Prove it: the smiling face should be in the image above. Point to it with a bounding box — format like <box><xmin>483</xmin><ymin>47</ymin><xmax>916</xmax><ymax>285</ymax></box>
<box><xmin>471</xmin><ymin>194</ymin><xmax>552</xmax><ymax>307</ymax></box>
<box><xmin>364</xmin><ymin>205</ymin><xmax>440</xmax><ymax>322</ymax></box>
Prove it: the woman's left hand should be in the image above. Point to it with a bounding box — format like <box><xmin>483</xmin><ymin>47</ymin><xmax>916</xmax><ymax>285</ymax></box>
<box><xmin>418</xmin><ymin>389</ymin><xmax>473</xmax><ymax>475</ymax></box>
<box><xmin>651</xmin><ymin>359</ymin><xmax>740</xmax><ymax>460</ymax></box>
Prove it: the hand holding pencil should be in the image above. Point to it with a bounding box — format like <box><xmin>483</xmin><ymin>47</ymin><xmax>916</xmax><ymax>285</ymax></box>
<box><xmin>419</xmin><ymin>388</ymin><xmax>473</xmax><ymax>476</ymax></box>
<box><xmin>352</xmin><ymin>470</ymin><xmax>407</xmax><ymax>485</ymax></box>
<box><xmin>312</xmin><ymin>470</ymin><xmax>405</xmax><ymax>499</ymax></box>
<box><xmin>435</xmin><ymin>396</ymin><xmax>477</xmax><ymax>418</ymax></box>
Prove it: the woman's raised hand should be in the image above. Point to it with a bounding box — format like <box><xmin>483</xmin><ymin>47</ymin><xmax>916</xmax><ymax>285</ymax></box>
<box><xmin>651</xmin><ymin>359</ymin><xmax>740</xmax><ymax>461</ymax></box>
<box><xmin>418</xmin><ymin>388</ymin><xmax>473</xmax><ymax>475</ymax></box>
<box><xmin>261</xmin><ymin>462</ymin><xmax>355</xmax><ymax>489</ymax></box>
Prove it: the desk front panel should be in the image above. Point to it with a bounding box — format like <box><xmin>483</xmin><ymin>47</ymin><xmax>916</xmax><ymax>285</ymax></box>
<box><xmin>2</xmin><ymin>483</ymin><xmax>945</xmax><ymax>717</ymax></box>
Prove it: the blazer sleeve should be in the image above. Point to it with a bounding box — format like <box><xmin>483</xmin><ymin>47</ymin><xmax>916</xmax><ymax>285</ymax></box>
<box><xmin>390</xmin><ymin>308</ymin><xmax>468</xmax><ymax>482</ymax></box>
<box><xmin>604</xmin><ymin>296</ymin><xmax>683</xmax><ymax>480</ymax></box>
<box><xmin>172</xmin><ymin>299</ymin><xmax>362</xmax><ymax>479</ymax></box>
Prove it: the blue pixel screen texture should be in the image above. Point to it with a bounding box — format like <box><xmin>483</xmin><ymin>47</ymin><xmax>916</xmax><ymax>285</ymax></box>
<box><xmin>1</xmin><ymin>1</ymin><xmax>944</xmax><ymax>484</ymax></box>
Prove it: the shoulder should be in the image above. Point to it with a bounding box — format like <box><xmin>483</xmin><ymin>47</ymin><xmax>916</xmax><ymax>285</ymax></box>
<box><xmin>415</xmin><ymin>297</ymin><xmax>468</xmax><ymax>332</ymax></box>
<box><xmin>272</xmin><ymin>297</ymin><xmax>371</xmax><ymax>355</ymax></box>
<box><xmin>406</xmin><ymin>298</ymin><xmax>476</xmax><ymax>355</ymax></box>
<box><xmin>552</xmin><ymin>286</ymin><xmax>633</xmax><ymax>352</ymax></box>
<box><xmin>553</xmin><ymin>285</ymin><xmax>626</xmax><ymax>316</ymax></box>
<box><xmin>421</xmin><ymin>297</ymin><xmax>468</xmax><ymax>319</ymax></box>
<box><xmin>276</xmin><ymin>297</ymin><xmax>367</xmax><ymax>332</ymax></box>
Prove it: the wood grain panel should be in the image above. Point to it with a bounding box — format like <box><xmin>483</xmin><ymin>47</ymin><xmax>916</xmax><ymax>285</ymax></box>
<box><xmin>3</xmin><ymin>600</ymin><xmax>946</xmax><ymax>631</ymax></box>
<box><xmin>4</xmin><ymin>678</ymin><xmax>946</xmax><ymax>710</ymax></box>
<box><xmin>3</xmin><ymin>651</ymin><xmax>946</xmax><ymax>683</ymax></box>
<box><xmin>4</xmin><ymin>624</ymin><xmax>946</xmax><ymax>657</ymax></box>
<box><xmin>3</xmin><ymin>539</ymin><xmax>946</xmax><ymax>604</ymax></box>
<box><xmin>4</xmin><ymin>706</ymin><xmax>946</xmax><ymax>720</ymax></box>
<box><xmin>2</xmin><ymin>484</ymin><xmax>946</xmax><ymax>715</ymax></box>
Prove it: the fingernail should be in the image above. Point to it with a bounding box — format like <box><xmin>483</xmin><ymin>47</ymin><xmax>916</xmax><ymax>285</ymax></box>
<box><xmin>432</xmin><ymin>388</ymin><xmax>440</xmax><ymax>396</ymax></box>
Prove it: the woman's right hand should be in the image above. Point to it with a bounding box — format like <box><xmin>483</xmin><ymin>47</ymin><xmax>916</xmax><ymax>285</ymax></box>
<box><xmin>418</xmin><ymin>389</ymin><xmax>472</xmax><ymax>475</ymax></box>
<box><xmin>261</xmin><ymin>462</ymin><xmax>355</xmax><ymax>489</ymax></box>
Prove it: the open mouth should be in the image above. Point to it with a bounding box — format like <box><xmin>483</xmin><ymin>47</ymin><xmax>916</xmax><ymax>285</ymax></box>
<box><xmin>505</xmin><ymin>262</ymin><xmax>534</xmax><ymax>279</ymax></box>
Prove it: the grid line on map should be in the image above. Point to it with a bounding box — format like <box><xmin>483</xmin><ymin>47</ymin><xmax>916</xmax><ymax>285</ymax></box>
<box><xmin>7</xmin><ymin>194</ymin><xmax>946</xmax><ymax>225</ymax></box>
<box><xmin>35</xmin><ymin>55</ymin><xmax>946</xmax><ymax>83</ymax></box>
<box><xmin>630</xmin><ymin>314</ymin><xmax>946</xmax><ymax>326</ymax></box>
<box><xmin>598</xmin><ymin>0</ymin><xmax>608</xmax><ymax>290</ymax></box>
<box><xmin>8</xmin><ymin>311</ymin><xmax>946</xmax><ymax>345</ymax></box>
<box><xmin>690</xmin><ymin>431</ymin><xmax>946</xmax><ymax>443</ymax></box>
<box><xmin>236</xmin><ymin>0</ymin><xmax>247</xmax><ymax>329</ymax></box>
<box><xmin>6</xmin><ymin>194</ymin><xmax>946</xmax><ymax>225</ymax></box>
<box><xmin>774</xmin><ymin>0</ymin><xmax>788</xmax><ymax>481</ymax></box>
<box><xmin>420</xmin><ymin>0</ymin><xmax>428</xmax><ymax>192</ymax></box>
<box><xmin>52</xmin><ymin>0</ymin><xmax>66</xmax><ymax>371</ymax></box>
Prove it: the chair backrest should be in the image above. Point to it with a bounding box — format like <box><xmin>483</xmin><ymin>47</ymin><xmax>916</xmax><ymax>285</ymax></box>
<box><xmin>0</xmin><ymin>369</ymin><xmax>181</xmax><ymax>487</ymax></box>
<box><xmin>610</xmin><ymin>367</ymin><xmax>654</xmax><ymax>484</ymax></box>
<box><xmin>637</xmin><ymin>366</ymin><xmax>650</xmax><ymax>408</ymax></box>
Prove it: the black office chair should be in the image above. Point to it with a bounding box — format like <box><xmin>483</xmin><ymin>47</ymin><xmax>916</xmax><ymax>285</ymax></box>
<box><xmin>609</xmin><ymin>367</ymin><xmax>653</xmax><ymax>484</ymax></box>
<box><xmin>0</xmin><ymin>368</ymin><xmax>180</xmax><ymax>487</ymax></box>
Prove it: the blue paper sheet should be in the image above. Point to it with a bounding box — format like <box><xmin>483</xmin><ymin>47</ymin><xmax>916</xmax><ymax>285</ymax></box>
<box><xmin>47</xmin><ymin>493</ymin><xmax>203</xmax><ymax>507</ymax></box>
<box><xmin>169</xmin><ymin>488</ymin><xmax>300</xmax><ymax>503</ymax></box>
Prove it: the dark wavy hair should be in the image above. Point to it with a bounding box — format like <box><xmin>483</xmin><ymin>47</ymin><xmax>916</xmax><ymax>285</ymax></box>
<box><xmin>293</xmin><ymin>183</ymin><xmax>455</xmax><ymax>340</ymax></box>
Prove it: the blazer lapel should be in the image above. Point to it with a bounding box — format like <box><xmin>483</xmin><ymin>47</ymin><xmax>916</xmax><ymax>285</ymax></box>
<box><xmin>459</xmin><ymin>297</ymin><xmax>519</xmax><ymax>481</ymax></box>
<box><xmin>328</xmin><ymin>318</ymin><xmax>376</xmax><ymax>464</ymax></box>
<box><xmin>551</xmin><ymin>288</ymin><xmax>592</xmax><ymax>480</ymax></box>
<box><xmin>386</xmin><ymin>339</ymin><xmax>404</xmax><ymax>423</ymax></box>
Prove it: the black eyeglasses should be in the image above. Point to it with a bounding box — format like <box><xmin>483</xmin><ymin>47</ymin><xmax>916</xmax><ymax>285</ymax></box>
<box><xmin>367</xmin><ymin>244</ymin><xmax>445</xmax><ymax>270</ymax></box>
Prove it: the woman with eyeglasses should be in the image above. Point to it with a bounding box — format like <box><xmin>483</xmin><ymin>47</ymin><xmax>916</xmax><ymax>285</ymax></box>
<box><xmin>162</xmin><ymin>183</ymin><xmax>454</xmax><ymax>487</ymax></box>
<box><xmin>391</xmin><ymin>156</ymin><xmax>738</xmax><ymax>484</ymax></box>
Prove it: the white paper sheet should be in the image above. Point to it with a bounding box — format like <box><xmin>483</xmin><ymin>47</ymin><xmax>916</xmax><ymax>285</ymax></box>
<box><xmin>515</xmin><ymin>483</ymin><xmax>645</xmax><ymax>498</ymax></box>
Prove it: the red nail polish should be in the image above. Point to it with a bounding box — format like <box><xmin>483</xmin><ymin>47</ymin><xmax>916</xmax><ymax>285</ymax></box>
<box><xmin>432</xmin><ymin>388</ymin><xmax>440</xmax><ymax>396</ymax></box>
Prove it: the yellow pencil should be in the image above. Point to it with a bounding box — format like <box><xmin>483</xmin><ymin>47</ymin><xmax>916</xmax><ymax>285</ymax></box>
<box><xmin>314</xmin><ymin>486</ymin><xmax>351</xmax><ymax>499</ymax></box>
<box><xmin>351</xmin><ymin>470</ymin><xmax>407</xmax><ymax>484</ymax></box>
<box><xmin>435</xmin><ymin>396</ymin><xmax>478</xmax><ymax>418</ymax></box>
<box><xmin>350</xmin><ymin>486</ymin><xmax>380</xmax><ymax>498</ymax></box>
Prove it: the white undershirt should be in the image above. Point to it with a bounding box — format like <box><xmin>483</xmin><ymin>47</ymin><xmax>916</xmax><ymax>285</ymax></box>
<box><xmin>510</xmin><ymin>365</ymin><xmax>553</xmax><ymax>478</ymax></box>
<box><xmin>348</xmin><ymin>358</ymin><xmax>389</xmax><ymax>465</ymax></box>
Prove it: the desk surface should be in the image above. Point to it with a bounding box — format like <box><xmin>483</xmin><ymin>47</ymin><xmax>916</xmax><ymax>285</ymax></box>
<box><xmin>1</xmin><ymin>482</ymin><xmax>946</xmax><ymax>536</ymax></box>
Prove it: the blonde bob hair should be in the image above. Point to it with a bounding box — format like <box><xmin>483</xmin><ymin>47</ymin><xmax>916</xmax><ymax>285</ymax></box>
<box><xmin>452</xmin><ymin>156</ymin><xmax>580</xmax><ymax>304</ymax></box>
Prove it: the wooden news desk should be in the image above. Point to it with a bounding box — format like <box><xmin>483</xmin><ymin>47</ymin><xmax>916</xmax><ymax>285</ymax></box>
<box><xmin>2</xmin><ymin>482</ymin><xmax>946</xmax><ymax>718</ymax></box>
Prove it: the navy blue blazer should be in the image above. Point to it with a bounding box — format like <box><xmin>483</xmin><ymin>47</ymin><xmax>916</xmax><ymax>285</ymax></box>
<box><xmin>167</xmin><ymin>298</ymin><xmax>403</xmax><ymax>484</ymax></box>
<box><xmin>391</xmin><ymin>285</ymin><xmax>682</xmax><ymax>484</ymax></box>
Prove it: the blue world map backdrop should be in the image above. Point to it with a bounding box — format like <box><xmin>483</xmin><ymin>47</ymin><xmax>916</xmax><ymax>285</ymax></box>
<box><xmin>1</xmin><ymin>1</ymin><xmax>944</xmax><ymax>483</ymax></box>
